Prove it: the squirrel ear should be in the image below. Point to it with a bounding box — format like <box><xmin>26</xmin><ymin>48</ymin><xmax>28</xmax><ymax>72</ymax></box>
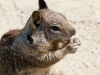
<box><xmin>32</xmin><ymin>11</ymin><xmax>40</xmax><ymax>22</ymax></box>
<box><xmin>32</xmin><ymin>11</ymin><xmax>40</xmax><ymax>28</ymax></box>
<box><xmin>39</xmin><ymin>0</ymin><xmax>48</xmax><ymax>10</ymax></box>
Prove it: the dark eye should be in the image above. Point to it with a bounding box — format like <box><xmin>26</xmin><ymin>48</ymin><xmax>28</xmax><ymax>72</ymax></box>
<box><xmin>51</xmin><ymin>26</ymin><xmax>60</xmax><ymax>31</ymax></box>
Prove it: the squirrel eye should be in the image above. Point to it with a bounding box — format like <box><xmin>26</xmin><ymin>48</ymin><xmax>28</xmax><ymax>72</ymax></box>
<box><xmin>51</xmin><ymin>26</ymin><xmax>60</xmax><ymax>31</ymax></box>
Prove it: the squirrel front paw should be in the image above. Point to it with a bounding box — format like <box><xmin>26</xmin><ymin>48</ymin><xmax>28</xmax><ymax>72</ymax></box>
<box><xmin>66</xmin><ymin>38</ymin><xmax>81</xmax><ymax>53</ymax></box>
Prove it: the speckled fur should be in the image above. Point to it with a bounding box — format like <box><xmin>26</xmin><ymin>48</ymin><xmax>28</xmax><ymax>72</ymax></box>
<box><xmin>0</xmin><ymin>0</ymin><xmax>81</xmax><ymax>75</ymax></box>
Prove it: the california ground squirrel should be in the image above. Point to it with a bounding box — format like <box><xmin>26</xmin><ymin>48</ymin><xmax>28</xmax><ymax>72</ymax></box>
<box><xmin>0</xmin><ymin>0</ymin><xmax>81</xmax><ymax>75</ymax></box>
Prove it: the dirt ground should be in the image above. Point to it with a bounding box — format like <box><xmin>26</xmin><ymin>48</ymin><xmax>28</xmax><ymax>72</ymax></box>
<box><xmin>0</xmin><ymin>0</ymin><xmax>100</xmax><ymax>75</ymax></box>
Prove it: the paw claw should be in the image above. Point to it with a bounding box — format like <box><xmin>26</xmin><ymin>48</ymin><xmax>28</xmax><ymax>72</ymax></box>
<box><xmin>73</xmin><ymin>38</ymin><xmax>81</xmax><ymax>46</ymax></box>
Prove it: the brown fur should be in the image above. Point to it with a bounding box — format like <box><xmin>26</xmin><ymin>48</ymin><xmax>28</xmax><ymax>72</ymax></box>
<box><xmin>0</xmin><ymin>0</ymin><xmax>81</xmax><ymax>75</ymax></box>
<box><xmin>0</xmin><ymin>29</ymin><xmax>21</xmax><ymax>46</ymax></box>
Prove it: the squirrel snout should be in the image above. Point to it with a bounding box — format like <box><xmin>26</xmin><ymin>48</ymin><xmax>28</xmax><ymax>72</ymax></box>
<box><xmin>69</xmin><ymin>28</ymin><xmax>76</xmax><ymax>36</ymax></box>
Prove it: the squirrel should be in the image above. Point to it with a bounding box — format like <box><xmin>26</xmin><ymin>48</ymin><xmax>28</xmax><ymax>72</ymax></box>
<box><xmin>0</xmin><ymin>0</ymin><xmax>81</xmax><ymax>75</ymax></box>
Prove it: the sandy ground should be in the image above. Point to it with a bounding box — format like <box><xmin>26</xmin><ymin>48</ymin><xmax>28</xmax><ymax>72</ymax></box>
<box><xmin>0</xmin><ymin>0</ymin><xmax>100</xmax><ymax>75</ymax></box>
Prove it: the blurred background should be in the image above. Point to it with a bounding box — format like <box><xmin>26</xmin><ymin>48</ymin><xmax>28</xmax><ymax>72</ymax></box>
<box><xmin>0</xmin><ymin>0</ymin><xmax>100</xmax><ymax>75</ymax></box>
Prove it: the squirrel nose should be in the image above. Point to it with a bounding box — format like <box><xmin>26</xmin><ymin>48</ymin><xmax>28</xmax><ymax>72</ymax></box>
<box><xmin>69</xmin><ymin>28</ymin><xmax>76</xmax><ymax>35</ymax></box>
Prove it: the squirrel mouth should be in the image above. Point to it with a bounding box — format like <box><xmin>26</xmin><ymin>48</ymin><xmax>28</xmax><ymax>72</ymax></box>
<box><xmin>58</xmin><ymin>39</ymin><xmax>71</xmax><ymax>49</ymax></box>
<box><xmin>51</xmin><ymin>39</ymin><xmax>71</xmax><ymax>51</ymax></box>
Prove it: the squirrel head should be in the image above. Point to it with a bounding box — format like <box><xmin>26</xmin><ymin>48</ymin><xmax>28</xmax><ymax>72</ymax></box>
<box><xmin>13</xmin><ymin>0</ymin><xmax>76</xmax><ymax>67</ymax></box>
